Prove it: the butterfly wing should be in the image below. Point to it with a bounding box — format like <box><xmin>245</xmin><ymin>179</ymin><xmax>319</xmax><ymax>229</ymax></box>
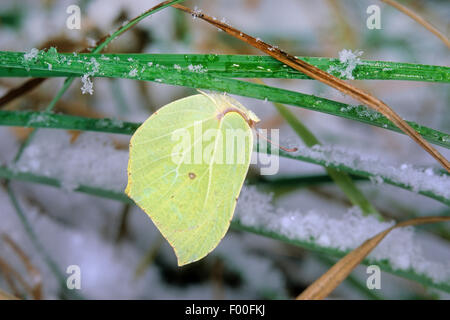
<box><xmin>126</xmin><ymin>94</ymin><xmax>253</xmax><ymax>265</ymax></box>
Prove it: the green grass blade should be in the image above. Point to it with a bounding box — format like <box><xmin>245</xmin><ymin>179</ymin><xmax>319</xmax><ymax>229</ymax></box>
<box><xmin>1</xmin><ymin>52</ymin><xmax>449</xmax><ymax>82</ymax></box>
<box><xmin>0</xmin><ymin>52</ymin><xmax>448</xmax><ymax>149</ymax></box>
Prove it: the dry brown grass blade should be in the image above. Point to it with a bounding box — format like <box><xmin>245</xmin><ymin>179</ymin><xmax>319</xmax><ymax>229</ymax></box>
<box><xmin>381</xmin><ymin>0</ymin><xmax>450</xmax><ymax>49</ymax></box>
<box><xmin>0</xmin><ymin>256</ymin><xmax>33</xmax><ymax>297</ymax></box>
<box><xmin>173</xmin><ymin>4</ymin><xmax>450</xmax><ymax>172</ymax></box>
<box><xmin>296</xmin><ymin>216</ymin><xmax>450</xmax><ymax>300</ymax></box>
<box><xmin>0</xmin><ymin>288</ymin><xmax>19</xmax><ymax>300</ymax></box>
<box><xmin>2</xmin><ymin>234</ymin><xmax>43</xmax><ymax>299</ymax></box>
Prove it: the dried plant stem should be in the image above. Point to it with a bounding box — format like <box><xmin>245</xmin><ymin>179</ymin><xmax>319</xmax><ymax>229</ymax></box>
<box><xmin>173</xmin><ymin>4</ymin><xmax>450</xmax><ymax>172</ymax></box>
<box><xmin>381</xmin><ymin>0</ymin><xmax>450</xmax><ymax>49</ymax></box>
<box><xmin>0</xmin><ymin>288</ymin><xmax>19</xmax><ymax>300</ymax></box>
<box><xmin>296</xmin><ymin>216</ymin><xmax>450</xmax><ymax>300</ymax></box>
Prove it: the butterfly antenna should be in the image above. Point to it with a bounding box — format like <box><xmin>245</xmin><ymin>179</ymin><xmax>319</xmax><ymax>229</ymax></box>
<box><xmin>255</xmin><ymin>129</ymin><xmax>298</xmax><ymax>152</ymax></box>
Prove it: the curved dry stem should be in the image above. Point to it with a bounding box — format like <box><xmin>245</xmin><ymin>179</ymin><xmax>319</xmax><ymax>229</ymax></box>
<box><xmin>381</xmin><ymin>0</ymin><xmax>450</xmax><ymax>49</ymax></box>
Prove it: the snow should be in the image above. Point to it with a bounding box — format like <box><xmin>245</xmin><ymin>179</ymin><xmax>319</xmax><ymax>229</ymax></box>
<box><xmin>187</xmin><ymin>64</ymin><xmax>206</xmax><ymax>73</ymax></box>
<box><xmin>191</xmin><ymin>6</ymin><xmax>202</xmax><ymax>19</ymax></box>
<box><xmin>80</xmin><ymin>75</ymin><xmax>94</xmax><ymax>95</ymax></box>
<box><xmin>15</xmin><ymin>130</ymin><xmax>128</xmax><ymax>192</ymax></box>
<box><xmin>234</xmin><ymin>186</ymin><xmax>450</xmax><ymax>283</ymax></box>
<box><xmin>2</xmin><ymin>0</ymin><xmax>449</xmax><ymax>299</ymax></box>
<box><xmin>89</xmin><ymin>57</ymin><xmax>100</xmax><ymax>73</ymax></box>
<box><xmin>10</xmin><ymin>129</ymin><xmax>449</xmax><ymax>285</ymax></box>
<box><xmin>23</xmin><ymin>48</ymin><xmax>39</xmax><ymax>61</ymax></box>
<box><xmin>328</xmin><ymin>49</ymin><xmax>364</xmax><ymax>80</ymax></box>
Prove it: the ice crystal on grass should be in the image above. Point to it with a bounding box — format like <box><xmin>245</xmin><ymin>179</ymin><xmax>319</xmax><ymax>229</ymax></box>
<box><xmin>89</xmin><ymin>57</ymin><xmax>100</xmax><ymax>73</ymax></box>
<box><xmin>24</xmin><ymin>48</ymin><xmax>39</xmax><ymax>61</ymax></box>
<box><xmin>328</xmin><ymin>49</ymin><xmax>363</xmax><ymax>80</ymax></box>
<box><xmin>128</xmin><ymin>68</ymin><xmax>138</xmax><ymax>77</ymax></box>
<box><xmin>187</xmin><ymin>64</ymin><xmax>206</xmax><ymax>73</ymax></box>
<box><xmin>81</xmin><ymin>74</ymin><xmax>94</xmax><ymax>95</ymax></box>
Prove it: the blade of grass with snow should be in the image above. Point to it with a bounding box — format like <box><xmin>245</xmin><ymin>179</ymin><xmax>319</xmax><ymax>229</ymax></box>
<box><xmin>1</xmin><ymin>52</ymin><xmax>449</xmax><ymax>149</ymax></box>
<box><xmin>2</xmin><ymin>52</ymin><xmax>449</xmax><ymax>82</ymax></box>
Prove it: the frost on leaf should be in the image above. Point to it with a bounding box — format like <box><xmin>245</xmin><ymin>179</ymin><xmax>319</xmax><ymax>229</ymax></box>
<box><xmin>24</xmin><ymin>48</ymin><xmax>39</xmax><ymax>61</ymax></box>
<box><xmin>128</xmin><ymin>68</ymin><xmax>138</xmax><ymax>77</ymax></box>
<box><xmin>191</xmin><ymin>6</ymin><xmax>202</xmax><ymax>19</ymax></box>
<box><xmin>328</xmin><ymin>49</ymin><xmax>363</xmax><ymax>80</ymax></box>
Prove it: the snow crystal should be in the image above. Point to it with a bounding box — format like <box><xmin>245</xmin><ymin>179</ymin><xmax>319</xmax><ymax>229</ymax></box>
<box><xmin>187</xmin><ymin>64</ymin><xmax>206</xmax><ymax>73</ymax></box>
<box><xmin>191</xmin><ymin>6</ymin><xmax>202</xmax><ymax>19</ymax></box>
<box><xmin>173</xmin><ymin>64</ymin><xmax>181</xmax><ymax>71</ymax></box>
<box><xmin>328</xmin><ymin>49</ymin><xmax>363</xmax><ymax>80</ymax></box>
<box><xmin>80</xmin><ymin>74</ymin><xmax>94</xmax><ymax>95</ymax></box>
<box><xmin>234</xmin><ymin>186</ymin><xmax>450</xmax><ymax>283</ymax></box>
<box><xmin>24</xmin><ymin>48</ymin><xmax>39</xmax><ymax>61</ymax></box>
<box><xmin>27</xmin><ymin>113</ymin><xmax>50</xmax><ymax>126</ymax></box>
<box><xmin>370</xmin><ymin>175</ymin><xmax>384</xmax><ymax>185</ymax></box>
<box><xmin>339</xmin><ymin>104</ymin><xmax>382</xmax><ymax>120</ymax></box>
<box><xmin>128</xmin><ymin>68</ymin><xmax>138</xmax><ymax>77</ymax></box>
<box><xmin>89</xmin><ymin>57</ymin><xmax>100</xmax><ymax>73</ymax></box>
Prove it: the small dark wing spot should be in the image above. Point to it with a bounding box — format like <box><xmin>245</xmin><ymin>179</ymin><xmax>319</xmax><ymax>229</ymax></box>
<box><xmin>188</xmin><ymin>172</ymin><xmax>196</xmax><ymax>179</ymax></box>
